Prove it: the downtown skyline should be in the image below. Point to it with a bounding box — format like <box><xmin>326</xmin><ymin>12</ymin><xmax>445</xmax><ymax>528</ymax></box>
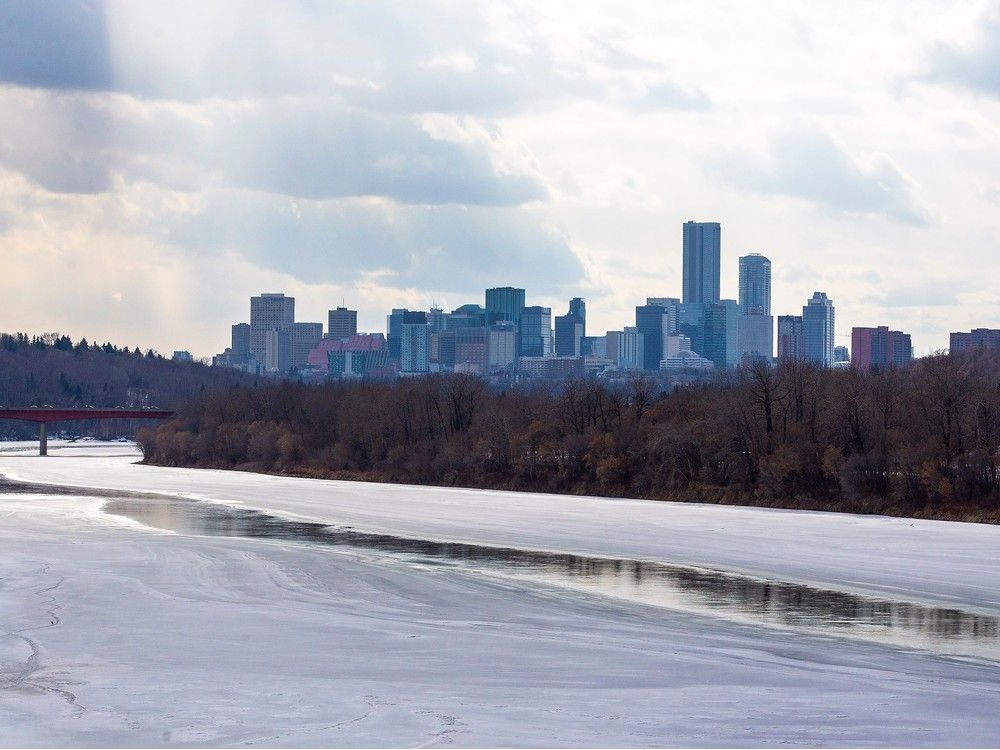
<box><xmin>0</xmin><ymin>2</ymin><xmax>997</xmax><ymax>358</ymax></box>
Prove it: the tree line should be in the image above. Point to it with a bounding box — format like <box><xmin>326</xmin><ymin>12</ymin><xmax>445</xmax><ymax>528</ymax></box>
<box><xmin>0</xmin><ymin>332</ymin><xmax>258</xmax><ymax>438</ymax></box>
<box><xmin>137</xmin><ymin>350</ymin><xmax>1000</xmax><ymax>523</ymax></box>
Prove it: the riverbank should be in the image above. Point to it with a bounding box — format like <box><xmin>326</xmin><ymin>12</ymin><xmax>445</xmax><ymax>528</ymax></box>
<box><xmin>140</xmin><ymin>456</ymin><xmax>1000</xmax><ymax>526</ymax></box>
<box><xmin>2</xmin><ymin>443</ymin><xmax>1000</xmax><ymax>746</ymax></box>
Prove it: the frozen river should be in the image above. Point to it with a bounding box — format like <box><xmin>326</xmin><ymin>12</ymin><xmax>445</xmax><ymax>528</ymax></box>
<box><xmin>2</xmin><ymin>442</ymin><xmax>1000</xmax><ymax>747</ymax></box>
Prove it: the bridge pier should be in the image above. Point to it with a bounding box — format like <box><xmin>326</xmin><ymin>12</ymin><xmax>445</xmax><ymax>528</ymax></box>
<box><xmin>39</xmin><ymin>423</ymin><xmax>48</xmax><ymax>456</ymax></box>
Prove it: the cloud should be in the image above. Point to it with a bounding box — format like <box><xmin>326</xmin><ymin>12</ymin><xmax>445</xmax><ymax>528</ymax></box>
<box><xmin>717</xmin><ymin>127</ymin><xmax>930</xmax><ymax>225</ymax></box>
<box><xmin>862</xmin><ymin>285</ymin><xmax>958</xmax><ymax>308</ymax></box>
<box><xmin>0</xmin><ymin>1</ymin><xmax>113</xmax><ymax>92</ymax></box>
<box><xmin>0</xmin><ymin>90</ymin><xmax>546</xmax><ymax>204</ymax></box>
<box><xmin>923</xmin><ymin>13</ymin><xmax>1000</xmax><ymax>98</ymax></box>
<box><xmin>635</xmin><ymin>82</ymin><xmax>711</xmax><ymax>111</ymax></box>
<box><xmin>146</xmin><ymin>191</ymin><xmax>584</xmax><ymax>295</ymax></box>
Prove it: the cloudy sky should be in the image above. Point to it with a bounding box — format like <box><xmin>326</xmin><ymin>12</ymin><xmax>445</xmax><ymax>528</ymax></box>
<box><xmin>1</xmin><ymin>0</ymin><xmax>998</xmax><ymax>357</ymax></box>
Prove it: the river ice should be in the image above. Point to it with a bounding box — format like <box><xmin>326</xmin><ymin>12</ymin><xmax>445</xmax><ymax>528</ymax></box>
<box><xmin>1</xmin><ymin>442</ymin><xmax>999</xmax><ymax>747</ymax></box>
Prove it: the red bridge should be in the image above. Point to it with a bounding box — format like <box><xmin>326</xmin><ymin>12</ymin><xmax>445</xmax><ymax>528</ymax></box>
<box><xmin>0</xmin><ymin>407</ymin><xmax>174</xmax><ymax>455</ymax></box>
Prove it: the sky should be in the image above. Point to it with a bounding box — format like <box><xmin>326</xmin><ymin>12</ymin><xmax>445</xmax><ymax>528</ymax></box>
<box><xmin>0</xmin><ymin>0</ymin><xmax>998</xmax><ymax>358</ymax></box>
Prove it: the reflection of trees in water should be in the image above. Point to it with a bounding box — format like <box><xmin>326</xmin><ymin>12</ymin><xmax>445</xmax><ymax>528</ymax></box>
<box><xmin>104</xmin><ymin>497</ymin><xmax>999</xmax><ymax>644</ymax></box>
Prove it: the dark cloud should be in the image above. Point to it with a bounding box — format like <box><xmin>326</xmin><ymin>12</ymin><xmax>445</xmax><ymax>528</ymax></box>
<box><xmin>717</xmin><ymin>128</ymin><xmax>929</xmax><ymax>225</ymax></box>
<box><xmin>0</xmin><ymin>92</ymin><xmax>546</xmax><ymax>204</ymax></box>
<box><xmin>152</xmin><ymin>191</ymin><xmax>584</xmax><ymax>295</ymax></box>
<box><xmin>0</xmin><ymin>1</ymin><xmax>113</xmax><ymax>91</ymax></box>
<box><xmin>924</xmin><ymin>13</ymin><xmax>1000</xmax><ymax>97</ymax></box>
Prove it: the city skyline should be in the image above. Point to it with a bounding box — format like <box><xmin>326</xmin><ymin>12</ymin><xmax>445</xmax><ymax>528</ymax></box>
<box><xmin>0</xmin><ymin>2</ymin><xmax>998</xmax><ymax>358</ymax></box>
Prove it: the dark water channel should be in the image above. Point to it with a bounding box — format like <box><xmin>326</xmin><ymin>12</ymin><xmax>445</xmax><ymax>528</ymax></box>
<box><xmin>94</xmin><ymin>492</ymin><xmax>1000</xmax><ymax>661</ymax></box>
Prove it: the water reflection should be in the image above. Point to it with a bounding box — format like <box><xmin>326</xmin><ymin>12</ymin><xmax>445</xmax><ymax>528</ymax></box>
<box><xmin>99</xmin><ymin>494</ymin><xmax>1000</xmax><ymax>661</ymax></box>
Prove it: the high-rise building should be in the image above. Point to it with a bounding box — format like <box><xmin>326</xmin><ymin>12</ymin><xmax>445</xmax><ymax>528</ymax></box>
<box><xmin>738</xmin><ymin>313</ymin><xmax>773</xmax><ymax>362</ymax></box>
<box><xmin>400</xmin><ymin>311</ymin><xmax>429</xmax><ymax>373</ymax></box>
<box><xmin>447</xmin><ymin>304</ymin><xmax>487</xmax><ymax>330</ymax></box>
<box><xmin>554</xmin><ymin>298</ymin><xmax>585</xmax><ymax>357</ymax></box>
<box><xmin>291</xmin><ymin>322</ymin><xmax>323</xmax><ymax>370</ymax></box>
<box><xmin>950</xmin><ymin>328</ymin><xmax>1000</xmax><ymax>353</ymax></box>
<box><xmin>635</xmin><ymin>303</ymin><xmax>671</xmax><ymax>370</ymax></box>
<box><xmin>618</xmin><ymin>327</ymin><xmax>645</xmax><ymax>370</ymax></box>
<box><xmin>777</xmin><ymin>315</ymin><xmax>804</xmax><ymax>361</ymax></box>
<box><xmin>488</xmin><ymin>323</ymin><xmax>517</xmax><ymax>373</ymax></box>
<box><xmin>386</xmin><ymin>308</ymin><xmax>408</xmax><ymax>361</ymax></box>
<box><xmin>569</xmin><ymin>297</ymin><xmax>586</xmax><ymax>335</ymax></box>
<box><xmin>263</xmin><ymin>328</ymin><xmax>292</xmax><ymax>373</ymax></box>
<box><xmin>605</xmin><ymin>331</ymin><xmax>623</xmax><ymax>364</ymax></box>
<box><xmin>682</xmin><ymin>221</ymin><xmax>721</xmax><ymax>305</ymax></box>
<box><xmin>519</xmin><ymin>306</ymin><xmax>552</xmax><ymax>357</ymax></box>
<box><xmin>678</xmin><ymin>302</ymin><xmax>706</xmax><ymax>356</ymax></box>
<box><xmin>852</xmin><ymin>326</ymin><xmax>913</xmax><ymax>370</ymax></box>
<box><xmin>231</xmin><ymin>323</ymin><xmax>251</xmax><ymax>362</ymax></box>
<box><xmin>485</xmin><ymin>287</ymin><xmax>526</xmax><ymax>326</ymax></box>
<box><xmin>703</xmin><ymin>300</ymin><xmax>741</xmax><ymax>368</ymax></box>
<box><xmin>327</xmin><ymin>307</ymin><xmax>358</xmax><ymax>340</ymax></box>
<box><xmin>250</xmin><ymin>293</ymin><xmax>295</xmax><ymax>365</ymax></box>
<box><xmin>802</xmin><ymin>292</ymin><xmax>835</xmax><ymax>367</ymax></box>
<box><xmin>427</xmin><ymin>307</ymin><xmax>447</xmax><ymax>333</ymax></box>
<box><xmin>738</xmin><ymin>254</ymin><xmax>771</xmax><ymax>315</ymax></box>
<box><xmin>454</xmin><ymin>327</ymin><xmax>489</xmax><ymax>374</ymax></box>
<box><xmin>646</xmin><ymin>297</ymin><xmax>680</xmax><ymax>336</ymax></box>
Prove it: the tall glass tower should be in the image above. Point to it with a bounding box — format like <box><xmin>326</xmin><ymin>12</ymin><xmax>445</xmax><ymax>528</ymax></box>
<box><xmin>485</xmin><ymin>287</ymin><xmax>526</xmax><ymax>326</ymax></box>
<box><xmin>682</xmin><ymin>221</ymin><xmax>721</xmax><ymax>305</ymax></box>
<box><xmin>802</xmin><ymin>292</ymin><xmax>835</xmax><ymax>367</ymax></box>
<box><xmin>738</xmin><ymin>254</ymin><xmax>771</xmax><ymax>315</ymax></box>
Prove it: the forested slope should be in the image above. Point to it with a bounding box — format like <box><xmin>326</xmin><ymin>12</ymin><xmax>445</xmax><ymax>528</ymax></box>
<box><xmin>0</xmin><ymin>333</ymin><xmax>258</xmax><ymax>438</ymax></box>
<box><xmin>139</xmin><ymin>352</ymin><xmax>1000</xmax><ymax>523</ymax></box>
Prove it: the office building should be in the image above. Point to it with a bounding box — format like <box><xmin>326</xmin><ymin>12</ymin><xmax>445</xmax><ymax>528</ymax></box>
<box><xmin>703</xmin><ymin>300</ymin><xmax>741</xmax><ymax>368</ymax></box>
<box><xmin>635</xmin><ymin>303</ymin><xmax>671</xmax><ymax>370</ymax></box>
<box><xmin>834</xmin><ymin>345</ymin><xmax>851</xmax><ymax>368</ymax></box>
<box><xmin>950</xmin><ymin>328</ymin><xmax>1000</xmax><ymax>353</ymax></box>
<box><xmin>777</xmin><ymin>315</ymin><xmax>804</xmax><ymax>361</ymax></box>
<box><xmin>618</xmin><ymin>327</ymin><xmax>645</xmax><ymax>370</ymax></box>
<box><xmin>386</xmin><ymin>308</ymin><xmax>408</xmax><ymax>361</ymax></box>
<box><xmin>485</xmin><ymin>287</ymin><xmax>526</xmax><ymax>326</ymax></box>
<box><xmin>426</xmin><ymin>307</ymin><xmax>447</xmax><ymax>333</ymax></box>
<box><xmin>738</xmin><ymin>313</ymin><xmax>774</xmax><ymax>362</ymax></box>
<box><xmin>738</xmin><ymin>254</ymin><xmax>771</xmax><ymax>315</ymax></box>
<box><xmin>250</xmin><ymin>293</ymin><xmax>295</xmax><ymax>365</ymax></box>
<box><xmin>447</xmin><ymin>304</ymin><xmax>487</xmax><ymax>330</ymax></box>
<box><xmin>327</xmin><ymin>307</ymin><xmax>358</xmax><ymax>340</ymax></box>
<box><xmin>554</xmin><ymin>300</ymin><xmax>585</xmax><ymax>357</ymax></box>
<box><xmin>852</xmin><ymin>326</ymin><xmax>913</xmax><ymax>370</ymax></box>
<box><xmin>291</xmin><ymin>322</ymin><xmax>323</xmax><ymax>370</ymax></box>
<box><xmin>231</xmin><ymin>323</ymin><xmax>251</xmax><ymax>362</ymax></box>
<box><xmin>802</xmin><ymin>292</ymin><xmax>835</xmax><ymax>367</ymax></box>
<box><xmin>646</xmin><ymin>297</ymin><xmax>680</xmax><ymax>336</ymax></box>
<box><xmin>454</xmin><ymin>327</ymin><xmax>489</xmax><ymax>374</ymax></box>
<box><xmin>569</xmin><ymin>297</ymin><xmax>586</xmax><ymax>335</ymax></box>
<box><xmin>519</xmin><ymin>306</ymin><xmax>552</xmax><ymax>357</ymax></box>
<box><xmin>682</xmin><ymin>221</ymin><xmax>721</xmax><ymax>305</ymax></box>
<box><xmin>264</xmin><ymin>328</ymin><xmax>292</xmax><ymax>373</ymax></box>
<box><xmin>400</xmin><ymin>311</ymin><xmax>430</xmax><ymax>373</ymax></box>
<box><xmin>605</xmin><ymin>331</ymin><xmax>623</xmax><ymax>364</ymax></box>
<box><xmin>488</xmin><ymin>324</ymin><xmax>518</xmax><ymax>373</ymax></box>
<box><xmin>580</xmin><ymin>335</ymin><xmax>607</xmax><ymax>358</ymax></box>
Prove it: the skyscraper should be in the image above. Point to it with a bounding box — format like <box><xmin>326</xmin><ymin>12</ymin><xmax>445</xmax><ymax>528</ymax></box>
<box><xmin>702</xmin><ymin>300</ymin><xmax>741</xmax><ymax>368</ymax></box>
<box><xmin>777</xmin><ymin>315</ymin><xmax>804</xmax><ymax>361</ymax></box>
<box><xmin>554</xmin><ymin>298</ymin><xmax>586</xmax><ymax>357</ymax></box>
<box><xmin>400</xmin><ymin>311</ymin><xmax>430</xmax><ymax>373</ymax></box>
<box><xmin>519</xmin><ymin>306</ymin><xmax>552</xmax><ymax>357</ymax></box>
<box><xmin>636</xmin><ymin>303</ymin><xmax>674</xmax><ymax>370</ymax></box>
<box><xmin>290</xmin><ymin>322</ymin><xmax>323</xmax><ymax>370</ymax></box>
<box><xmin>327</xmin><ymin>307</ymin><xmax>358</xmax><ymax>340</ymax></box>
<box><xmin>250</xmin><ymin>293</ymin><xmax>295</xmax><ymax>365</ymax></box>
<box><xmin>682</xmin><ymin>221</ymin><xmax>721</xmax><ymax>305</ymax></box>
<box><xmin>568</xmin><ymin>297</ymin><xmax>586</xmax><ymax>336</ymax></box>
<box><xmin>738</xmin><ymin>254</ymin><xmax>771</xmax><ymax>315</ymax></box>
<box><xmin>802</xmin><ymin>292</ymin><xmax>835</xmax><ymax>367</ymax></box>
<box><xmin>485</xmin><ymin>287</ymin><xmax>526</xmax><ymax>326</ymax></box>
<box><xmin>231</xmin><ymin>323</ymin><xmax>251</xmax><ymax>363</ymax></box>
<box><xmin>950</xmin><ymin>328</ymin><xmax>1000</xmax><ymax>353</ymax></box>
